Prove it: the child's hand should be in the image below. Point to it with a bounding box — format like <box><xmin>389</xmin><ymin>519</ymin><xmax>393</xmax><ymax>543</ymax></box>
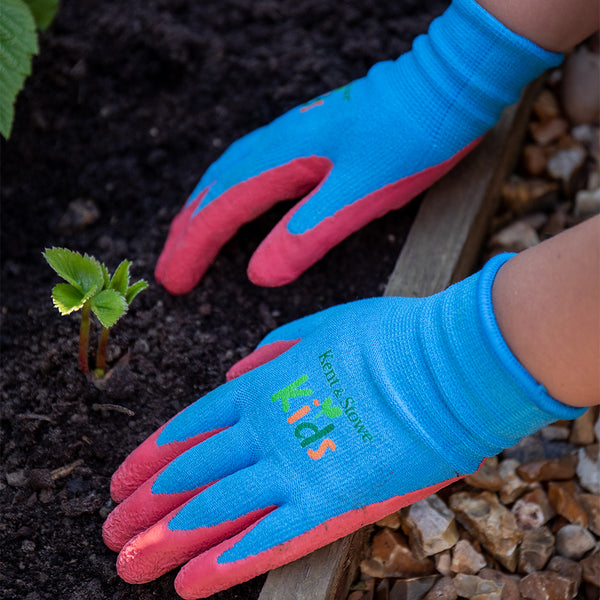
<box><xmin>104</xmin><ymin>255</ymin><xmax>582</xmax><ymax>599</ymax></box>
<box><xmin>154</xmin><ymin>0</ymin><xmax>561</xmax><ymax>293</ymax></box>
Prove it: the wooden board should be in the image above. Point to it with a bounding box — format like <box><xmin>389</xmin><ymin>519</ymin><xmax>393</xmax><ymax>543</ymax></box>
<box><xmin>259</xmin><ymin>527</ymin><xmax>370</xmax><ymax>600</ymax></box>
<box><xmin>258</xmin><ymin>77</ymin><xmax>544</xmax><ymax>600</ymax></box>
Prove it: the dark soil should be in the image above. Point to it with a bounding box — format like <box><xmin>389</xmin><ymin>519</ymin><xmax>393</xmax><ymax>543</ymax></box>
<box><xmin>1</xmin><ymin>1</ymin><xmax>446</xmax><ymax>598</ymax></box>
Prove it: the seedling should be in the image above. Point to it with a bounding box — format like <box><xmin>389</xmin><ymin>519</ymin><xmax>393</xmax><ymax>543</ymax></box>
<box><xmin>43</xmin><ymin>248</ymin><xmax>148</xmax><ymax>376</ymax></box>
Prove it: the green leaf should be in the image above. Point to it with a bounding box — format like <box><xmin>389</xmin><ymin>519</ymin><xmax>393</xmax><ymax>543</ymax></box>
<box><xmin>125</xmin><ymin>279</ymin><xmax>148</xmax><ymax>305</ymax></box>
<box><xmin>110</xmin><ymin>260</ymin><xmax>131</xmax><ymax>295</ymax></box>
<box><xmin>0</xmin><ymin>0</ymin><xmax>39</xmax><ymax>138</ymax></box>
<box><xmin>23</xmin><ymin>0</ymin><xmax>59</xmax><ymax>30</ymax></box>
<box><xmin>90</xmin><ymin>288</ymin><xmax>128</xmax><ymax>328</ymax></box>
<box><xmin>43</xmin><ymin>247</ymin><xmax>104</xmax><ymax>295</ymax></box>
<box><xmin>100</xmin><ymin>262</ymin><xmax>110</xmax><ymax>290</ymax></box>
<box><xmin>51</xmin><ymin>282</ymin><xmax>94</xmax><ymax>315</ymax></box>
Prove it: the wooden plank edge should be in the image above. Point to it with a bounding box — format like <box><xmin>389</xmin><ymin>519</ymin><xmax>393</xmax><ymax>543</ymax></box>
<box><xmin>259</xmin><ymin>527</ymin><xmax>370</xmax><ymax>600</ymax></box>
<box><xmin>259</xmin><ymin>76</ymin><xmax>545</xmax><ymax>600</ymax></box>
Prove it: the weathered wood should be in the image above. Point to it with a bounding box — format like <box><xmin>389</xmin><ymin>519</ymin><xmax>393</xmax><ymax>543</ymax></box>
<box><xmin>258</xmin><ymin>77</ymin><xmax>543</xmax><ymax>600</ymax></box>
<box><xmin>258</xmin><ymin>527</ymin><xmax>370</xmax><ymax>600</ymax></box>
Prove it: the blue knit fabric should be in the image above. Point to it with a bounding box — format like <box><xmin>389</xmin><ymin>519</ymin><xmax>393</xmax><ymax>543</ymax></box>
<box><xmin>185</xmin><ymin>0</ymin><xmax>562</xmax><ymax>235</ymax></box>
<box><xmin>152</xmin><ymin>254</ymin><xmax>583</xmax><ymax>565</ymax></box>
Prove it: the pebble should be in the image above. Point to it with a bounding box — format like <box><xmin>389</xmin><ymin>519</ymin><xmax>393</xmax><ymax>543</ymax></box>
<box><xmin>580</xmin><ymin>553</ymin><xmax>600</xmax><ymax>587</ymax></box>
<box><xmin>546</xmin><ymin>143</ymin><xmax>587</xmax><ymax>189</ymax></box>
<box><xmin>435</xmin><ymin>550</ymin><xmax>453</xmax><ymax>577</ymax></box>
<box><xmin>502</xmin><ymin>437</ymin><xmax>546</xmax><ymax>464</ymax></box>
<box><xmin>423</xmin><ymin>576</ymin><xmax>457</xmax><ymax>600</ymax></box>
<box><xmin>574</xmin><ymin>188</ymin><xmax>600</xmax><ymax>217</ymax></box>
<box><xmin>555</xmin><ymin>524</ymin><xmax>596</xmax><ymax>560</ymax></box>
<box><xmin>498</xmin><ymin>459</ymin><xmax>533</xmax><ymax>504</ymax></box>
<box><xmin>489</xmin><ymin>221</ymin><xmax>540</xmax><ymax>253</ymax></box>
<box><xmin>532</xmin><ymin>89</ymin><xmax>562</xmax><ymax>122</ymax></box>
<box><xmin>519</xmin><ymin>571</ymin><xmax>579</xmax><ymax>600</ymax></box>
<box><xmin>465</xmin><ymin>457</ymin><xmax>503</xmax><ymax>492</ymax></box>
<box><xmin>478</xmin><ymin>569</ymin><xmax>520</xmax><ymax>600</ymax></box>
<box><xmin>401</xmin><ymin>494</ymin><xmax>459</xmax><ymax>559</ymax></box>
<box><xmin>576</xmin><ymin>444</ymin><xmax>600</xmax><ymax>494</ymax></box>
<box><xmin>390</xmin><ymin>575</ymin><xmax>439</xmax><ymax>600</ymax></box>
<box><xmin>517</xmin><ymin>526</ymin><xmax>554</xmax><ymax>574</ymax></box>
<box><xmin>579</xmin><ymin>493</ymin><xmax>600</xmax><ymax>536</ymax></box>
<box><xmin>547</xmin><ymin>480</ymin><xmax>588</xmax><ymax>526</ymax></box>
<box><xmin>376</xmin><ymin>512</ymin><xmax>402</xmax><ymax>530</ymax></box>
<box><xmin>528</xmin><ymin>118</ymin><xmax>569</xmax><ymax>146</ymax></box>
<box><xmin>450</xmin><ymin>540</ymin><xmax>486</xmax><ymax>575</ymax></box>
<box><xmin>511</xmin><ymin>488</ymin><xmax>555</xmax><ymax>529</ymax></box>
<box><xmin>6</xmin><ymin>470</ymin><xmax>28</xmax><ymax>487</ymax></box>
<box><xmin>501</xmin><ymin>178</ymin><xmax>558</xmax><ymax>215</ymax></box>
<box><xmin>588</xmin><ymin>166</ymin><xmax>600</xmax><ymax>191</ymax></box>
<box><xmin>569</xmin><ymin>408</ymin><xmax>598</xmax><ymax>445</ymax></box>
<box><xmin>453</xmin><ymin>573</ymin><xmax>503</xmax><ymax>600</ymax></box>
<box><xmin>520</xmin><ymin>212</ymin><xmax>549</xmax><ymax>231</ymax></box>
<box><xmin>516</xmin><ymin>454</ymin><xmax>577</xmax><ymax>482</ymax></box>
<box><xmin>539</xmin><ymin>424</ymin><xmax>570</xmax><ymax>441</ymax></box>
<box><xmin>521</xmin><ymin>145</ymin><xmax>548</xmax><ymax>176</ymax></box>
<box><xmin>571</xmin><ymin>123</ymin><xmax>598</xmax><ymax>148</ymax></box>
<box><xmin>561</xmin><ymin>46</ymin><xmax>600</xmax><ymax>124</ymax></box>
<box><xmin>361</xmin><ymin>528</ymin><xmax>436</xmax><ymax>579</ymax></box>
<box><xmin>57</xmin><ymin>198</ymin><xmax>100</xmax><ymax>234</ymax></box>
<box><xmin>547</xmin><ymin>555</ymin><xmax>583</xmax><ymax>589</ymax></box>
<box><xmin>449</xmin><ymin>491</ymin><xmax>522</xmax><ymax>572</ymax></box>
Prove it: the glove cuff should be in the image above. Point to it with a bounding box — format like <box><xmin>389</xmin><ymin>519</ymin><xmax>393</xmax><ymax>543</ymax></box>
<box><xmin>432</xmin><ymin>254</ymin><xmax>584</xmax><ymax>471</ymax></box>
<box><xmin>385</xmin><ymin>253</ymin><xmax>585</xmax><ymax>475</ymax></box>
<box><xmin>474</xmin><ymin>253</ymin><xmax>586</xmax><ymax>434</ymax></box>
<box><xmin>389</xmin><ymin>0</ymin><xmax>563</xmax><ymax>157</ymax></box>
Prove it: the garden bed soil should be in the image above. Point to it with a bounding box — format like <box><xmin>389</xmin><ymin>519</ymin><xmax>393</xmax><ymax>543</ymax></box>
<box><xmin>0</xmin><ymin>1</ymin><xmax>447</xmax><ymax>598</ymax></box>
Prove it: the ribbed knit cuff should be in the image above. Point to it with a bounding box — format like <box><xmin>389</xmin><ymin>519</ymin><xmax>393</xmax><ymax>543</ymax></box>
<box><xmin>433</xmin><ymin>254</ymin><xmax>585</xmax><ymax>472</ymax></box>
<box><xmin>385</xmin><ymin>254</ymin><xmax>585</xmax><ymax>476</ymax></box>
<box><xmin>475</xmin><ymin>253</ymin><xmax>586</xmax><ymax>433</ymax></box>
<box><xmin>389</xmin><ymin>0</ymin><xmax>563</xmax><ymax>155</ymax></box>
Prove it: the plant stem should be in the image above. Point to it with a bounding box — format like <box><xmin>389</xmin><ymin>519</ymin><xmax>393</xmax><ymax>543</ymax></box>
<box><xmin>79</xmin><ymin>303</ymin><xmax>91</xmax><ymax>373</ymax></box>
<box><xmin>96</xmin><ymin>326</ymin><xmax>110</xmax><ymax>374</ymax></box>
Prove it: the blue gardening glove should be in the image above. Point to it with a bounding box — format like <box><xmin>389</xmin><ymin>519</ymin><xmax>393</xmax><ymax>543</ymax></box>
<box><xmin>104</xmin><ymin>254</ymin><xmax>583</xmax><ymax>599</ymax></box>
<box><xmin>155</xmin><ymin>0</ymin><xmax>562</xmax><ymax>293</ymax></box>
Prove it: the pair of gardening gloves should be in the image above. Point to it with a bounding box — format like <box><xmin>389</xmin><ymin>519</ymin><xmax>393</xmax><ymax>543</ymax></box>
<box><xmin>103</xmin><ymin>1</ymin><xmax>583</xmax><ymax>598</ymax></box>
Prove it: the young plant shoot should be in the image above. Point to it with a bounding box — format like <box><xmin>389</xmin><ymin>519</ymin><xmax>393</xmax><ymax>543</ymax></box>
<box><xmin>43</xmin><ymin>248</ymin><xmax>148</xmax><ymax>376</ymax></box>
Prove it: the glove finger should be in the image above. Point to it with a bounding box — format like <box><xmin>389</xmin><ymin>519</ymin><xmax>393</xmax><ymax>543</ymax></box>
<box><xmin>155</xmin><ymin>155</ymin><xmax>332</xmax><ymax>295</ymax></box>
<box><xmin>103</xmin><ymin>424</ymin><xmax>251</xmax><ymax>551</ymax></box>
<box><xmin>247</xmin><ymin>139</ymin><xmax>479</xmax><ymax>286</ymax></box>
<box><xmin>173</xmin><ymin>505</ymin><xmax>294</xmax><ymax>599</ymax></box>
<box><xmin>174</xmin><ymin>469</ymin><xmax>470</xmax><ymax>599</ymax></box>
<box><xmin>226</xmin><ymin>303</ymin><xmax>351</xmax><ymax>380</ymax></box>
<box><xmin>110</xmin><ymin>384</ymin><xmax>238</xmax><ymax>502</ymax></box>
<box><xmin>115</xmin><ymin>461</ymin><xmax>279</xmax><ymax>585</ymax></box>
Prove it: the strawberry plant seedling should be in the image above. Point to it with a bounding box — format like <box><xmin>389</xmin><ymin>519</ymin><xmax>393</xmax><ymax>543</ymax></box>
<box><xmin>43</xmin><ymin>248</ymin><xmax>148</xmax><ymax>376</ymax></box>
